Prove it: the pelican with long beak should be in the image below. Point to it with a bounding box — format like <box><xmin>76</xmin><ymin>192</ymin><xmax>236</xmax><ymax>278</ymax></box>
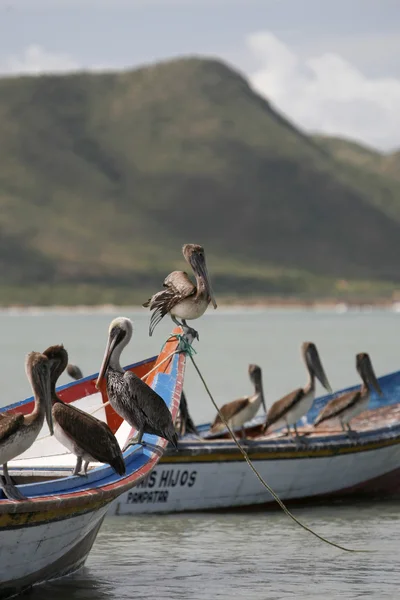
<box><xmin>210</xmin><ymin>365</ymin><xmax>266</xmax><ymax>438</ymax></box>
<box><xmin>143</xmin><ymin>244</ymin><xmax>217</xmax><ymax>339</ymax></box>
<box><xmin>314</xmin><ymin>352</ymin><xmax>382</xmax><ymax>435</ymax></box>
<box><xmin>263</xmin><ymin>342</ymin><xmax>332</xmax><ymax>440</ymax></box>
<box><xmin>96</xmin><ymin>317</ymin><xmax>178</xmax><ymax>451</ymax></box>
<box><xmin>0</xmin><ymin>352</ymin><xmax>53</xmax><ymax>501</ymax></box>
<box><xmin>43</xmin><ymin>345</ymin><xmax>125</xmax><ymax>477</ymax></box>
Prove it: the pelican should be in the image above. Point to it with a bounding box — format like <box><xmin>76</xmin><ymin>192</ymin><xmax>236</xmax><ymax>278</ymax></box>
<box><xmin>67</xmin><ymin>363</ymin><xmax>83</xmax><ymax>380</ymax></box>
<box><xmin>95</xmin><ymin>317</ymin><xmax>178</xmax><ymax>451</ymax></box>
<box><xmin>142</xmin><ymin>243</ymin><xmax>217</xmax><ymax>339</ymax></box>
<box><xmin>0</xmin><ymin>352</ymin><xmax>53</xmax><ymax>501</ymax></box>
<box><xmin>176</xmin><ymin>391</ymin><xmax>199</xmax><ymax>437</ymax></box>
<box><xmin>210</xmin><ymin>364</ymin><xmax>266</xmax><ymax>437</ymax></box>
<box><xmin>314</xmin><ymin>352</ymin><xmax>383</xmax><ymax>435</ymax></box>
<box><xmin>263</xmin><ymin>342</ymin><xmax>332</xmax><ymax>441</ymax></box>
<box><xmin>43</xmin><ymin>345</ymin><xmax>125</xmax><ymax>477</ymax></box>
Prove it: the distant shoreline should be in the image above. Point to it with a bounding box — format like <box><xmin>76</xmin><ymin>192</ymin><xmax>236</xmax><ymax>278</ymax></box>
<box><xmin>0</xmin><ymin>298</ymin><xmax>399</xmax><ymax>315</ymax></box>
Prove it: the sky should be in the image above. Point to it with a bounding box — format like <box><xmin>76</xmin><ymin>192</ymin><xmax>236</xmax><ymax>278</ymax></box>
<box><xmin>0</xmin><ymin>0</ymin><xmax>399</xmax><ymax>151</ymax></box>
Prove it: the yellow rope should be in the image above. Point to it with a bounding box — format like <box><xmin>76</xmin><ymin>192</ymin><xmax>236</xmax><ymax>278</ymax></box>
<box><xmin>189</xmin><ymin>353</ymin><xmax>372</xmax><ymax>554</ymax></box>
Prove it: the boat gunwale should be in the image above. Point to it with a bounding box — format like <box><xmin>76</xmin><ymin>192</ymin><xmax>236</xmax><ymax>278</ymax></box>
<box><xmin>0</xmin><ymin>332</ymin><xmax>185</xmax><ymax>516</ymax></box>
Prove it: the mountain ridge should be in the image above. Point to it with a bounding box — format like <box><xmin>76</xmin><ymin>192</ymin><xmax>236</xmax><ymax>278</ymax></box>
<box><xmin>0</xmin><ymin>56</ymin><xmax>399</xmax><ymax>304</ymax></box>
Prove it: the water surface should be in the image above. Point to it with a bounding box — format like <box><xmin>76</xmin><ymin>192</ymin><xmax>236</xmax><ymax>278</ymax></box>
<box><xmin>2</xmin><ymin>308</ymin><xmax>400</xmax><ymax>599</ymax></box>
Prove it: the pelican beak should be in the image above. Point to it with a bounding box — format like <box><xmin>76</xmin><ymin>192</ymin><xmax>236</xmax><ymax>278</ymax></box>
<box><xmin>260</xmin><ymin>391</ymin><xmax>267</xmax><ymax>415</ymax></box>
<box><xmin>362</xmin><ymin>356</ymin><xmax>383</xmax><ymax>397</ymax></box>
<box><xmin>95</xmin><ymin>330</ymin><xmax>119</xmax><ymax>389</ymax></box>
<box><xmin>307</xmin><ymin>346</ymin><xmax>332</xmax><ymax>393</ymax></box>
<box><xmin>42</xmin><ymin>365</ymin><xmax>54</xmax><ymax>436</ymax></box>
<box><xmin>192</xmin><ymin>253</ymin><xmax>217</xmax><ymax>309</ymax></box>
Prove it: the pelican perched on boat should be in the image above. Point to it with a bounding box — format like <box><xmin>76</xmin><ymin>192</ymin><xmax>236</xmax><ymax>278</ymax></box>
<box><xmin>210</xmin><ymin>364</ymin><xmax>266</xmax><ymax>437</ymax></box>
<box><xmin>95</xmin><ymin>317</ymin><xmax>178</xmax><ymax>451</ymax></box>
<box><xmin>43</xmin><ymin>345</ymin><xmax>125</xmax><ymax>477</ymax></box>
<box><xmin>0</xmin><ymin>352</ymin><xmax>53</xmax><ymax>501</ymax></box>
<box><xmin>67</xmin><ymin>363</ymin><xmax>83</xmax><ymax>381</ymax></box>
<box><xmin>263</xmin><ymin>342</ymin><xmax>332</xmax><ymax>441</ymax></box>
<box><xmin>314</xmin><ymin>352</ymin><xmax>383</xmax><ymax>435</ymax></box>
<box><xmin>143</xmin><ymin>243</ymin><xmax>217</xmax><ymax>339</ymax></box>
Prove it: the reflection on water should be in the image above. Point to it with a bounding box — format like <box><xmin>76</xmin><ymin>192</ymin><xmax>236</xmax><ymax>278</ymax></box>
<box><xmin>3</xmin><ymin>309</ymin><xmax>400</xmax><ymax>598</ymax></box>
<box><xmin>30</xmin><ymin>501</ymin><xmax>400</xmax><ymax>599</ymax></box>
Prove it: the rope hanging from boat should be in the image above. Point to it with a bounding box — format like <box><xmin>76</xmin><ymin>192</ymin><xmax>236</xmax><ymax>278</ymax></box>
<box><xmin>183</xmin><ymin>341</ymin><xmax>371</xmax><ymax>554</ymax></box>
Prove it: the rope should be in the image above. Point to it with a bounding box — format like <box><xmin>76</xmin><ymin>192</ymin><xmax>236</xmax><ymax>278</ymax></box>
<box><xmin>188</xmin><ymin>353</ymin><xmax>371</xmax><ymax>554</ymax></box>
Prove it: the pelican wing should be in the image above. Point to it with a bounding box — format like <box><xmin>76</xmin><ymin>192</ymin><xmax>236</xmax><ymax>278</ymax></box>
<box><xmin>266</xmin><ymin>388</ymin><xmax>305</xmax><ymax>427</ymax></box>
<box><xmin>210</xmin><ymin>397</ymin><xmax>250</xmax><ymax>432</ymax></box>
<box><xmin>124</xmin><ymin>371</ymin><xmax>178</xmax><ymax>446</ymax></box>
<box><xmin>314</xmin><ymin>391</ymin><xmax>361</xmax><ymax>425</ymax></box>
<box><xmin>143</xmin><ymin>271</ymin><xmax>196</xmax><ymax>335</ymax></box>
<box><xmin>0</xmin><ymin>413</ymin><xmax>24</xmax><ymax>443</ymax></box>
<box><xmin>52</xmin><ymin>402</ymin><xmax>125</xmax><ymax>471</ymax></box>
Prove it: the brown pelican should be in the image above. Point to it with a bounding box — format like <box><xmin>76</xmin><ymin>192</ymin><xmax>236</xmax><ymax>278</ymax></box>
<box><xmin>176</xmin><ymin>391</ymin><xmax>199</xmax><ymax>437</ymax></box>
<box><xmin>67</xmin><ymin>363</ymin><xmax>83</xmax><ymax>380</ymax></box>
<box><xmin>210</xmin><ymin>364</ymin><xmax>266</xmax><ymax>437</ymax></box>
<box><xmin>142</xmin><ymin>243</ymin><xmax>217</xmax><ymax>339</ymax></box>
<box><xmin>314</xmin><ymin>352</ymin><xmax>383</xmax><ymax>435</ymax></box>
<box><xmin>263</xmin><ymin>342</ymin><xmax>332</xmax><ymax>441</ymax></box>
<box><xmin>0</xmin><ymin>352</ymin><xmax>53</xmax><ymax>501</ymax></box>
<box><xmin>43</xmin><ymin>345</ymin><xmax>125</xmax><ymax>477</ymax></box>
<box><xmin>95</xmin><ymin>317</ymin><xmax>178</xmax><ymax>451</ymax></box>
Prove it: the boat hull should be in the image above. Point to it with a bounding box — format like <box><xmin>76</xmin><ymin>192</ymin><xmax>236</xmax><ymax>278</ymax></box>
<box><xmin>111</xmin><ymin>436</ymin><xmax>400</xmax><ymax>515</ymax></box>
<box><xmin>0</xmin><ymin>328</ymin><xmax>186</xmax><ymax>596</ymax></box>
<box><xmin>0</xmin><ymin>502</ymin><xmax>109</xmax><ymax>598</ymax></box>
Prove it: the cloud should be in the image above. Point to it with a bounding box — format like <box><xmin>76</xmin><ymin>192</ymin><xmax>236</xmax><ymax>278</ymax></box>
<box><xmin>247</xmin><ymin>32</ymin><xmax>400</xmax><ymax>151</ymax></box>
<box><xmin>0</xmin><ymin>44</ymin><xmax>111</xmax><ymax>75</ymax></box>
<box><xmin>0</xmin><ymin>45</ymin><xmax>80</xmax><ymax>75</ymax></box>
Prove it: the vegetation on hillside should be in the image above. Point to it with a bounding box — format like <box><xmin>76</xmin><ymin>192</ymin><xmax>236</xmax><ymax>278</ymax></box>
<box><xmin>0</xmin><ymin>57</ymin><xmax>400</xmax><ymax>305</ymax></box>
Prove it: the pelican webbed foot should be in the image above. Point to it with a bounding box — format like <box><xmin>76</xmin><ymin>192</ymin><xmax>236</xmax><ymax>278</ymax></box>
<box><xmin>294</xmin><ymin>435</ymin><xmax>309</xmax><ymax>447</ymax></box>
<box><xmin>181</xmin><ymin>320</ymin><xmax>199</xmax><ymax>342</ymax></box>
<box><xmin>122</xmin><ymin>436</ymin><xmax>165</xmax><ymax>457</ymax></box>
<box><xmin>346</xmin><ymin>427</ymin><xmax>359</xmax><ymax>441</ymax></box>
<box><xmin>290</xmin><ymin>424</ymin><xmax>309</xmax><ymax>447</ymax></box>
<box><xmin>171</xmin><ymin>316</ymin><xmax>199</xmax><ymax>346</ymax></box>
<box><xmin>72</xmin><ymin>456</ymin><xmax>82</xmax><ymax>476</ymax></box>
<box><xmin>0</xmin><ymin>478</ymin><xmax>28</xmax><ymax>501</ymax></box>
<box><xmin>341</xmin><ymin>422</ymin><xmax>359</xmax><ymax>440</ymax></box>
<box><xmin>1</xmin><ymin>466</ymin><xmax>28</xmax><ymax>501</ymax></box>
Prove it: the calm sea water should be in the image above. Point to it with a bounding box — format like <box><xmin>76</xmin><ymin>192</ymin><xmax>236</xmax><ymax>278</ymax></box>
<box><xmin>3</xmin><ymin>307</ymin><xmax>400</xmax><ymax>599</ymax></box>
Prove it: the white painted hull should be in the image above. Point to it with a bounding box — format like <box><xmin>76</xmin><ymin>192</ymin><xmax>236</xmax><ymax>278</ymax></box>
<box><xmin>0</xmin><ymin>333</ymin><xmax>186</xmax><ymax>598</ymax></box>
<box><xmin>111</xmin><ymin>440</ymin><xmax>400</xmax><ymax>515</ymax></box>
<box><xmin>0</xmin><ymin>504</ymin><xmax>109</xmax><ymax>597</ymax></box>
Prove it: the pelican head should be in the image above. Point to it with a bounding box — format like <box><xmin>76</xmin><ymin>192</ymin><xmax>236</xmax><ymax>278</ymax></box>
<box><xmin>302</xmin><ymin>342</ymin><xmax>332</xmax><ymax>393</ymax></box>
<box><xmin>182</xmin><ymin>243</ymin><xmax>217</xmax><ymax>309</ymax></box>
<box><xmin>248</xmin><ymin>364</ymin><xmax>267</xmax><ymax>413</ymax></box>
<box><xmin>67</xmin><ymin>363</ymin><xmax>84</xmax><ymax>381</ymax></box>
<box><xmin>25</xmin><ymin>352</ymin><xmax>53</xmax><ymax>435</ymax></box>
<box><xmin>43</xmin><ymin>345</ymin><xmax>69</xmax><ymax>394</ymax></box>
<box><xmin>95</xmin><ymin>317</ymin><xmax>133</xmax><ymax>388</ymax></box>
<box><xmin>356</xmin><ymin>353</ymin><xmax>383</xmax><ymax>396</ymax></box>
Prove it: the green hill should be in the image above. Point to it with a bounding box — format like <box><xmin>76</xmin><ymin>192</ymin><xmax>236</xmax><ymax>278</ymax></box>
<box><xmin>313</xmin><ymin>135</ymin><xmax>400</xmax><ymax>182</ymax></box>
<box><xmin>1</xmin><ymin>57</ymin><xmax>400</xmax><ymax>305</ymax></box>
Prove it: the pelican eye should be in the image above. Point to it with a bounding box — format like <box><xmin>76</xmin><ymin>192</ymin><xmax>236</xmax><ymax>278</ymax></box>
<box><xmin>111</xmin><ymin>326</ymin><xmax>126</xmax><ymax>342</ymax></box>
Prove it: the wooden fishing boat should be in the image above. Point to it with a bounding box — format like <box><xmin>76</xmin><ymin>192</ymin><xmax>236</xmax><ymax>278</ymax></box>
<box><xmin>110</xmin><ymin>369</ymin><xmax>400</xmax><ymax>515</ymax></box>
<box><xmin>0</xmin><ymin>332</ymin><xmax>185</xmax><ymax>598</ymax></box>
